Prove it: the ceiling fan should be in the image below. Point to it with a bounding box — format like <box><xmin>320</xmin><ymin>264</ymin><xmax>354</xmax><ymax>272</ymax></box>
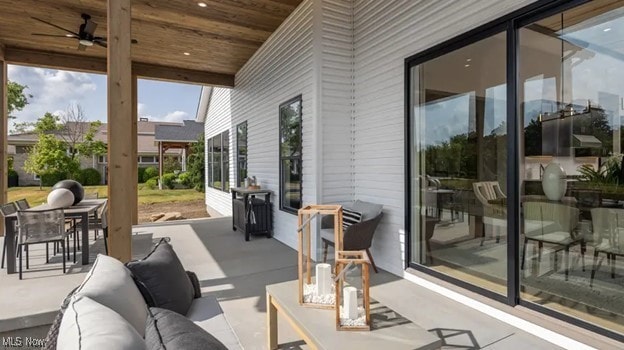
<box><xmin>31</xmin><ymin>13</ymin><xmax>137</xmax><ymax>51</ymax></box>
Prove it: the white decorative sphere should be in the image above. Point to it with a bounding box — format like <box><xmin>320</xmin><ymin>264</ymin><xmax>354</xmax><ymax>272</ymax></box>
<box><xmin>542</xmin><ymin>162</ymin><xmax>567</xmax><ymax>201</ymax></box>
<box><xmin>47</xmin><ymin>188</ymin><xmax>75</xmax><ymax>209</ymax></box>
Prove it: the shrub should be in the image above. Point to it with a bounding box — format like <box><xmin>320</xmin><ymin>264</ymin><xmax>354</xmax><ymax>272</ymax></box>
<box><xmin>138</xmin><ymin>167</ymin><xmax>147</xmax><ymax>183</ymax></box>
<box><xmin>178</xmin><ymin>172</ymin><xmax>192</xmax><ymax>188</ymax></box>
<box><xmin>144</xmin><ymin>166</ymin><xmax>159</xmax><ymax>181</ymax></box>
<box><xmin>8</xmin><ymin>169</ymin><xmax>18</xmax><ymax>177</ymax></box>
<box><xmin>145</xmin><ymin>178</ymin><xmax>158</xmax><ymax>190</ymax></box>
<box><xmin>161</xmin><ymin>173</ymin><xmax>177</xmax><ymax>189</ymax></box>
<box><xmin>41</xmin><ymin>170</ymin><xmax>67</xmax><ymax>186</ymax></box>
<box><xmin>79</xmin><ymin>168</ymin><xmax>102</xmax><ymax>186</ymax></box>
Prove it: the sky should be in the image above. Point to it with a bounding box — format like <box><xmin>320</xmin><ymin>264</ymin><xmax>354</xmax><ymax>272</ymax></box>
<box><xmin>7</xmin><ymin>64</ymin><xmax>203</xmax><ymax>133</ymax></box>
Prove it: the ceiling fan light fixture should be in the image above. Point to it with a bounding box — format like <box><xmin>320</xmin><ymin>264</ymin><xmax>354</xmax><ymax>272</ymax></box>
<box><xmin>198</xmin><ymin>2</ymin><xmax>207</xmax><ymax>7</ymax></box>
<box><xmin>79</xmin><ymin>39</ymin><xmax>94</xmax><ymax>46</ymax></box>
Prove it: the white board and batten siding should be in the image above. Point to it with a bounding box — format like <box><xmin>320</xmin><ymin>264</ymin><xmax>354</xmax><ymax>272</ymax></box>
<box><xmin>351</xmin><ymin>0</ymin><xmax>537</xmax><ymax>275</ymax></box>
<box><xmin>204</xmin><ymin>88</ymin><xmax>233</xmax><ymax>216</ymax></box>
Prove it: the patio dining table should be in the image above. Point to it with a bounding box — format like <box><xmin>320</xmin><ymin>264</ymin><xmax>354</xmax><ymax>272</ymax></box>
<box><xmin>3</xmin><ymin>199</ymin><xmax>107</xmax><ymax>274</ymax></box>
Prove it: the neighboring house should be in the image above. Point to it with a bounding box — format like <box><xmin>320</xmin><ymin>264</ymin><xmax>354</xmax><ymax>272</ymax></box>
<box><xmin>196</xmin><ymin>0</ymin><xmax>624</xmax><ymax>345</ymax></box>
<box><xmin>154</xmin><ymin>120</ymin><xmax>204</xmax><ymax>177</ymax></box>
<box><xmin>8</xmin><ymin>119</ymin><xmax>183</xmax><ymax>186</ymax></box>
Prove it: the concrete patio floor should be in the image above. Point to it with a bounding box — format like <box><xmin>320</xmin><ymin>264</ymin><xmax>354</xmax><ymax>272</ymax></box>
<box><xmin>0</xmin><ymin>216</ymin><xmax>587</xmax><ymax>349</ymax></box>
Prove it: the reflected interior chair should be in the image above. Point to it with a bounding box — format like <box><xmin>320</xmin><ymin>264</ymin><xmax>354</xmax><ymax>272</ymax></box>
<box><xmin>321</xmin><ymin>200</ymin><xmax>383</xmax><ymax>273</ymax></box>
<box><xmin>16</xmin><ymin>208</ymin><xmax>69</xmax><ymax>280</ymax></box>
<box><xmin>0</xmin><ymin>202</ymin><xmax>18</xmax><ymax>269</ymax></box>
<box><xmin>522</xmin><ymin>201</ymin><xmax>583</xmax><ymax>280</ymax></box>
<box><xmin>473</xmin><ymin>181</ymin><xmax>507</xmax><ymax>245</ymax></box>
<box><xmin>589</xmin><ymin>208</ymin><xmax>624</xmax><ymax>287</ymax></box>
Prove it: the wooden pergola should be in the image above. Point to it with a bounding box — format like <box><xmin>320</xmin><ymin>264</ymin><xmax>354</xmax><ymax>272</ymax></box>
<box><xmin>0</xmin><ymin>0</ymin><xmax>301</xmax><ymax>262</ymax></box>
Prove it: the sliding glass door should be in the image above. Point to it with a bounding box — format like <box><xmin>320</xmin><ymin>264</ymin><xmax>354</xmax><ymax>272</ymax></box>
<box><xmin>409</xmin><ymin>31</ymin><xmax>509</xmax><ymax>296</ymax></box>
<box><xmin>408</xmin><ymin>0</ymin><xmax>624</xmax><ymax>339</ymax></box>
<box><xmin>519</xmin><ymin>1</ymin><xmax>624</xmax><ymax>335</ymax></box>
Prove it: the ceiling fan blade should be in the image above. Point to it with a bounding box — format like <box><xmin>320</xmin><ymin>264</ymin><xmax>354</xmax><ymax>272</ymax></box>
<box><xmin>78</xmin><ymin>43</ymin><xmax>87</xmax><ymax>51</ymax></box>
<box><xmin>94</xmin><ymin>41</ymin><xmax>107</xmax><ymax>48</ymax></box>
<box><xmin>84</xmin><ymin>19</ymin><xmax>97</xmax><ymax>35</ymax></box>
<box><xmin>132</xmin><ymin>39</ymin><xmax>138</xmax><ymax>44</ymax></box>
<box><xmin>32</xmin><ymin>33</ymin><xmax>77</xmax><ymax>38</ymax></box>
<box><xmin>31</xmin><ymin>17</ymin><xmax>79</xmax><ymax>36</ymax></box>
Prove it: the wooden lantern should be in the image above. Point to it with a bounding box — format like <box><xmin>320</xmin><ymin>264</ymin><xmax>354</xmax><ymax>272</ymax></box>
<box><xmin>335</xmin><ymin>251</ymin><xmax>371</xmax><ymax>331</ymax></box>
<box><xmin>297</xmin><ymin>204</ymin><xmax>343</xmax><ymax>309</ymax></box>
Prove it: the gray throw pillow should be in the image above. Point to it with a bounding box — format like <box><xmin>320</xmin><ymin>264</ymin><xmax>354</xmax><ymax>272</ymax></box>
<box><xmin>126</xmin><ymin>241</ymin><xmax>195</xmax><ymax>316</ymax></box>
<box><xmin>146</xmin><ymin>307</ymin><xmax>227</xmax><ymax>350</ymax></box>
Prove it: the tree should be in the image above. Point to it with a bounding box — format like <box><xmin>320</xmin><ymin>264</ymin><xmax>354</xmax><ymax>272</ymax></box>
<box><xmin>23</xmin><ymin>104</ymin><xmax>106</xmax><ymax>180</ymax></box>
<box><xmin>7</xmin><ymin>81</ymin><xmax>31</xmax><ymax>119</ymax></box>
<box><xmin>186</xmin><ymin>134</ymin><xmax>205</xmax><ymax>191</ymax></box>
<box><xmin>59</xmin><ymin>104</ymin><xmax>107</xmax><ymax>160</ymax></box>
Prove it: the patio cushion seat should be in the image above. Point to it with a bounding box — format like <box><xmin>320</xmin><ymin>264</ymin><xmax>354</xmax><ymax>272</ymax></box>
<box><xmin>146</xmin><ymin>307</ymin><xmax>227</xmax><ymax>350</ymax></box>
<box><xmin>57</xmin><ymin>296</ymin><xmax>147</xmax><ymax>350</ymax></box>
<box><xmin>73</xmin><ymin>254</ymin><xmax>148</xmax><ymax>337</ymax></box>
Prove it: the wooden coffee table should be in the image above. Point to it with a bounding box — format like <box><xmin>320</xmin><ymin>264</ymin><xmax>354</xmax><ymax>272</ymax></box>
<box><xmin>266</xmin><ymin>280</ymin><xmax>442</xmax><ymax>350</ymax></box>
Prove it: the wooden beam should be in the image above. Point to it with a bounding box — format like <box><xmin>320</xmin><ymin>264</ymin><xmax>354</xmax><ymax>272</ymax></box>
<box><xmin>132</xmin><ymin>62</ymin><xmax>234</xmax><ymax>87</ymax></box>
<box><xmin>107</xmin><ymin>0</ymin><xmax>133</xmax><ymax>262</ymax></box>
<box><xmin>0</xmin><ymin>53</ymin><xmax>7</xmax><ymax>236</ymax></box>
<box><xmin>3</xmin><ymin>47</ymin><xmax>235</xmax><ymax>87</ymax></box>
<box><xmin>4</xmin><ymin>47</ymin><xmax>107</xmax><ymax>73</ymax></box>
<box><xmin>131</xmin><ymin>74</ymin><xmax>138</xmax><ymax>225</ymax></box>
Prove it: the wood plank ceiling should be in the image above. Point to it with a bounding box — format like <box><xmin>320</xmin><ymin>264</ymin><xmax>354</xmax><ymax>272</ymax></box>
<box><xmin>0</xmin><ymin>0</ymin><xmax>302</xmax><ymax>85</ymax></box>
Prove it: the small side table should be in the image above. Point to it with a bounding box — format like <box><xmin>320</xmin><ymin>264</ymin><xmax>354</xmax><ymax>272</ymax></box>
<box><xmin>231</xmin><ymin>187</ymin><xmax>273</xmax><ymax>241</ymax></box>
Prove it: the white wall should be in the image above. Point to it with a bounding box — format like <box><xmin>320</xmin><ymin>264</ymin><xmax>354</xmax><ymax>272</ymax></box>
<box><xmin>203</xmin><ymin>0</ymin><xmax>540</xmax><ymax>272</ymax></box>
<box><xmin>352</xmin><ymin>0</ymin><xmax>537</xmax><ymax>275</ymax></box>
<box><xmin>204</xmin><ymin>88</ymin><xmax>234</xmax><ymax>216</ymax></box>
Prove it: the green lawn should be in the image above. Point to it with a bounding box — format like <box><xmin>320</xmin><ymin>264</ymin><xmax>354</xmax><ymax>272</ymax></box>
<box><xmin>8</xmin><ymin>185</ymin><xmax>204</xmax><ymax>206</ymax></box>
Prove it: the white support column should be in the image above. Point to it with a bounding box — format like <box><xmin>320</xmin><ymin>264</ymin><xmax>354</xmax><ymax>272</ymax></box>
<box><xmin>182</xmin><ymin>147</ymin><xmax>187</xmax><ymax>172</ymax></box>
<box><xmin>0</xmin><ymin>46</ymin><xmax>7</xmax><ymax>235</ymax></box>
<box><xmin>107</xmin><ymin>0</ymin><xmax>133</xmax><ymax>262</ymax></box>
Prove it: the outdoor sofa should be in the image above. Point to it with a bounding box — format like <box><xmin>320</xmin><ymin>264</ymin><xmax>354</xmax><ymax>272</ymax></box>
<box><xmin>43</xmin><ymin>239</ymin><xmax>241</xmax><ymax>349</ymax></box>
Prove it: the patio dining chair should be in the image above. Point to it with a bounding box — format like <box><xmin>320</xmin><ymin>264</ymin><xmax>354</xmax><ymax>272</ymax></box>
<box><xmin>16</xmin><ymin>208</ymin><xmax>69</xmax><ymax>280</ymax></box>
<box><xmin>0</xmin><ymin>202</ymin><xmax>18</xmax><ymax>269</ymax></box>
<box><xmin>589</xmin><ymin>208</ymin><xmax>624</xmax><ymax>287</ymax></box>
<box><xmin>15</xmin><ymin>198</ymin><xmax>30</xmax><ymax>210</ymax></box>
<box><xmin>88</xmin><ymin>200</ymin><xmax>109</xmax><ymax>254</ymax></box>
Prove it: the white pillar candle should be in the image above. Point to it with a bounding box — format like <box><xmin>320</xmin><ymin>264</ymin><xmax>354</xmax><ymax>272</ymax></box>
<box><xmin>343</xmin><ymin>286</ymin><xmax>358</xmax><ymax>319</ymax></box>
<box><xmin>315</xmin><ymin>263</ymin><xmax>332</xmax><ymax>296</ymax></box>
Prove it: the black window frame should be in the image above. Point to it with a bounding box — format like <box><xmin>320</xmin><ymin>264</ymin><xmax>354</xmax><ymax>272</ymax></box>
<box><xmin>403</xmin><ymin>0</ymin><xmax>624</xmax><ymax>342</ymax></box>
<box><xmin>207</xmin><ymin>130</ymin><xmax>230</xmax><ymax>192</ymax></box>
<box><xmin>279</xmin><ymin>95</ymin><xmax>303</xmax><ymax>214</ymax></box>
<box><xmin>236</xmin><ymin>121</ymin><xmax>248</xmax><ymax>188</ymax></box>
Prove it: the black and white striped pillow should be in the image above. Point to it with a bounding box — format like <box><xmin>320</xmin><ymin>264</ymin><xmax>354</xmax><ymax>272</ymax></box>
<box><xmin>342</xmin><ymin>208</ymin><xmax>362</xmax><ymax>230</ymax></box>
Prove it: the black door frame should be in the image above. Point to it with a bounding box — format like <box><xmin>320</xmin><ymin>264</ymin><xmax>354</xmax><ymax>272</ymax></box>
<box><xmin>404</xmin><ymin>0</ymin><xmax>624</xmax><ymax>341</ymax></box>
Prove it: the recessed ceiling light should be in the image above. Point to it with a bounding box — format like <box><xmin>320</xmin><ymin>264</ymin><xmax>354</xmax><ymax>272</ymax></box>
<box><xmin>466</xmin><ymin>58</ymin><xmax>472</xmax><ymax>62</ymax></box>
<box><xmin>183</xmin><ymin>52</ymin><xmax>191</xmax><ymax>56</ymax></box>
<box><xmin>464</xmin><ymin>64</ymin><xmax>470</xmax><ymax>67</ymax></box>
<box><xmin>604</xmin><ymin>27</ymin><xmax>612</xmax><ymax>32</ymax></box>
<box><xmin>65</xmin><ymin>34</ymin><xmax>74</xmax><ymax>37</ymax></box>
<box><xmin>198</xmin><ymin>2</ymin><xmax>207</xmax><ymax>7</ymax></box>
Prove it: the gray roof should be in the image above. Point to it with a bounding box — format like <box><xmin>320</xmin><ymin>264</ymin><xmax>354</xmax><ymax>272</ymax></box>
<box><xmin>154</xmin><ymin>120</ymin><xmax>204</xmax><ymax>142</ymax></box>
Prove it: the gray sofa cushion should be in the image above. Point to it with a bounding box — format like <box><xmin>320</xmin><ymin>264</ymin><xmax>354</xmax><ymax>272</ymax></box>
<box><xmin>350</xmin><ymin>200</ymin><xmax>383</xmax><ymax>221</ymax></box>
<box><xmin>146</xmin><ymin>307</ymin><xmax>227</xmax><ymax>350</ymax></box>
<box><xmin>127</xmin><ymin>241</ymin><xmax>195</xmax><ymax>316</ymax></box>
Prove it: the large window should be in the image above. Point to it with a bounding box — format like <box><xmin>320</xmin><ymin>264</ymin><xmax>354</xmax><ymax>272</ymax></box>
<box><xmin>407</xmin><ymin>0</ymin><xmax>624</xmax><ymax>339</ymax></box>
<box><xmin>208</xmin><ymin>131</ymin><xmax>229</xmax><ymax>192</ymax></box>
<box><xmin>279</xmin><ymin>95</ymin><xmax>302</xmax><ymax>213</ymax></box>
<box><xmin>237</xmin><ymin>122</ymin><xmax>248</xmax><ymax>188</ymax></box>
